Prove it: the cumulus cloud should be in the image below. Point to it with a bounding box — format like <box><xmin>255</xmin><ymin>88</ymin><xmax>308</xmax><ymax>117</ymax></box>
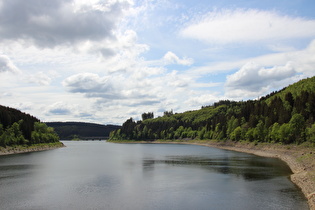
<box><xmin>0</xmin><ymin>55</ymin><xmax>19</xmax><ymax>73</ymax></box>
<box><xmin>294</xmin><ymin>39</ymin><xmax>315</xmax><ymax>76</ymax></box>
<box><xmin>63</xmin><ymin>72</ymin><xmax>156</xmax><ymax>101</ymax></box>
<box><xmin>85</xmin><ymin>30</ymin><xmax>149</xmax><ymax>59</ymax></box>
<box><xmin>0</xmin><ymin>0</ymin><xmax>131</xmax><ymax>48</ymax></box>
<box><xmin>63</xmin><ymin>73</ymin><xmax>119</xmax><ymax>98</ymax></box>
<box><xmin>225</xmin><ymin>61</ymin><xmax>298</xmax><ymax>99</ymax></box>
<box><xmin>180</xmin><ymin>9</ymin><xmax>315</xmax><ymax>44</ymax></box>
<box><xmin>162</xmin><ymin>51</ymin><xmax>193</xmax><ymax>66</ymax></box>
<box><xmin>145</xmin><ymin>51</ymin><xmax>193</xmax><ymax>68</ymax></box>
<box><xmin>46</xmin><ymin>102</ymin><xmax>73</xmax><ymax>115</ymax></box>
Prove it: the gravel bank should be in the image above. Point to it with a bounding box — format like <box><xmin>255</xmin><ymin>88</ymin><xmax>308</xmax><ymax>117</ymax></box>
<box><xmin>0</xmin><ymin>142</ymin><xmax>65</xmax><ymax>156</ymax></box>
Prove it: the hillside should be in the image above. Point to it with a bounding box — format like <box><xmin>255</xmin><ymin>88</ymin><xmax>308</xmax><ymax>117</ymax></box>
<box><xmin>110</xmin><ymin>76</ymin><xmax>315</xmax><ymax>145</ymax></box>
<box><xmin>264</xmin><ymin>76</ymin><xmax>315</xmax><ymax>103</ymax></box>
<box><xmin>46</xmin><ymin>122</ymin><xmax>121</xmax><ymax>140</ymax></box>
<box><xmin>0</xmin><ymin>105</ymin><xmax>60</xmax><ymax>146</ymax></box>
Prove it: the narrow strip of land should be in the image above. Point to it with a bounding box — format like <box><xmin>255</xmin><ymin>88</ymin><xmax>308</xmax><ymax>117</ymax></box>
<box><xmin>110</xmin><ymin>139</ymin><xmax>315</xmax><ymax>210</ymax></box>
<box><xmin>0</xmin><ymin>142</ymin><xmax>65</xmax><ymax>156</ymax></box>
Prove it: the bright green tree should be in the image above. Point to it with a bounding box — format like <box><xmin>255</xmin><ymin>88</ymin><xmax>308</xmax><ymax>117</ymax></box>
<box><xmin>31</xmin><ymin>122</ymin><xmax>59</xmax><ymax>144</ymax></box>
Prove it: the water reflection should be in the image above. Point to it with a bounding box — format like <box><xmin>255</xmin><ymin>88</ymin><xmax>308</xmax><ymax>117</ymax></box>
<box><xmin>142</xmin><ymin>154</ymin><xmax>292</xmax><ymax>181</ymax></box>
<box><xmin>0</xmin><ymin>142</ymin><xmax>308</xmax><ymax>210</ymax></box>
<box><xmin>0</xmin><ymin>164</ymin><xmax>38</xmax><ymax>180</ymax></box>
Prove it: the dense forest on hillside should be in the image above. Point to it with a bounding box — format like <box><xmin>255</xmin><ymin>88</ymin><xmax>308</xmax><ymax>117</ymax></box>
<box><xmin>0</xmin><ymin>105</ymin><xmax>59</xmax><ymax>147</ymax></box>
<box><xmin>110</xmin><ymin>77</ymin><xmax>315</xmax><ymax>145</ymax></box>
<box><xmin>46</xmin><ymin>122</ymin><xmax>121</xmax><ymax>140</ymax></box>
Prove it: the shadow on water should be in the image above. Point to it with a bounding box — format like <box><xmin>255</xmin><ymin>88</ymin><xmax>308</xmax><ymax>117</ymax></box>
<box><xmin>0</xmin><ymin>164</ymin><xmax>38</xmax><ymax>180</ymax></box>
<box><xmin>142</xmin><ymin>155</ymin><xmax>292</xmax><ymax>181</ymax></box>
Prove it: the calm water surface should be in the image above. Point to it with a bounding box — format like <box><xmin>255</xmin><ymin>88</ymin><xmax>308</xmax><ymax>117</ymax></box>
<box><xmin>0</xmin><ymin>141</ymin><xmax>308</xmax><ymax>210</ymax></box>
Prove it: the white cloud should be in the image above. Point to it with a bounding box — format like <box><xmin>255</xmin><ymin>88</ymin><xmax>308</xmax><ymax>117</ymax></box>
<box><xmin>259</xmin><ymin>62</ymin><xmax>296</xmax><ymax>79</ymax></box>
<box><xmin>293</xmin><ymin>39</ymin><xmax>315</xmax><ymax>76</ymax></box>
<box><xmin>0</xmin><ymin>0</ymin><xmax>132</xmax><ymax>54</ymax></box>
<box><xmin>85</xmin><ymin>30</ymin><xmax>150</xmax><ymax>59</ymax></box>
<box><xmin>190</xmin><ymin>39</ymin><xmax>315</xmax><ymax>77</ymax></box>
<box><xmin>63</xmin><ymin>73</ymin><xmax>119</xmax><ymax>98</ymax></box>
<box><xmin>27</xmin><ymin>72</ymin><xmax>53</xmax><ymax>86</ymax></box>
<box><xmin>63</xmin><ymin>72</ymin><xmax>158</xmax><ymax>101</ymax></box>
<box><xmin>145</xmin><ymin>51</ymin><xmax>194</xmax><ymax>68</ymax></box>
<box><xmin>180</xmin><ymin>9</ymin><xmax>315</xmax><ymax>44</ymax></box>
<box><xmin>11</xmin><ymin>102</ymin><xmax>34</xmax><ymax>111</ymax></box>
<box><xmin>165</xmin><ymin>70</ymin><xmax>192</xmax><ymax>88</ymax></box>
<box><xmin>46</xmin><ymin>101</ymin><xmax>74</xmax><ymax>115</ymax></box>
<box><xmin>162</xmin><ymin>51</ymin><xmax>193</xmax><ymax>66</ymax></box>
<box><xmin>186</xmin><ymin>93</ymin><xmax>225</xmax><ymax>107</ymax></box>
<box><xmin>225</xmin><ymin>61</ymin><xmax>299</xmax><ymax>99</ymax></box>
<box><xmin>0</xmin><ymin>54</ymin><xmax>20</xmax><ymax>73</ymax></box>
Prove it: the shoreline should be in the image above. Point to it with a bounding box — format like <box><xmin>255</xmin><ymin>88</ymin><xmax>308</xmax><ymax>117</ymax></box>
<box><xmin>110</xmin><ymin>139</ymin><xmax>315</xmax><ymax>210</ymax></box>
<box><xmin>0</xmin><ymin>142</ymin><xmax>65</xmax><ymax>156</ymax></box>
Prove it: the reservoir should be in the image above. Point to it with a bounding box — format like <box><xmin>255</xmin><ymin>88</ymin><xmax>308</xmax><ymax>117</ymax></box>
<box><xmin>0</xmin><ymin>141</ymin><xmax>308</xmax><ymax>210</ymax></box>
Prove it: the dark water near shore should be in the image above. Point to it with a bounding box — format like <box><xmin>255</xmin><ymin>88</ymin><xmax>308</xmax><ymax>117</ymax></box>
<box><xmin>0</xmin><ymin>141</ymin><xmax>308</xmax><ymax>210</ymax></box>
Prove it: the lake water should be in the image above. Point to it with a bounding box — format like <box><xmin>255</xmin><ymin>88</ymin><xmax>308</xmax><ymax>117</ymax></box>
<box><xmin>0</xmin><ymin>141</ymin><xmax>308</xmax><ymax>210</ymax></box>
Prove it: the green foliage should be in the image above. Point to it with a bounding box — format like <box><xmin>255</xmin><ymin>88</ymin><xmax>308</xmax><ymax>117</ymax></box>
<box><xmin>270</xmin><ymin>123</ymin><xmax>281</xmax><ymax>143</ymax></box>
<box><xmin>110</xmin><ymin>76</ymin><xmax>315</xmax><ymax>145</ymax></box>
<box><xmin>279</xmin><ymin>123</ymin><xmax>292</xmax><ymax>144</ymax></box>
<box><xmin>230</xmin><ymin>126</ymin><xmax>242</xmax><ymax>141</ymax></box>
<box><xmin>0</xmin><ymin>105</ymin><xmax>39</xmax><ymax>140</ymax></box>
<box><xmin>31</xmin><ymin>122</ymin><xmax>59</xmax><ymax>144</ymax></box>
<box><xmin>0</xmin><ymin>120</ymin><xmax>28</xmax><ymax>147</ymax></box>
<box><xmin>0</xmin><ymin>120</ymin><xmax>61</xmax><ymax>147</ymax></box>
<box><xmin>306</xmin><ymin>124</ymin><xmax>315</xmax><ymax>143</ymax></box>
<box><xmin>245</xmin><ymin>128</ymin><xmax>255</xmax><ymax>142</ymax></box>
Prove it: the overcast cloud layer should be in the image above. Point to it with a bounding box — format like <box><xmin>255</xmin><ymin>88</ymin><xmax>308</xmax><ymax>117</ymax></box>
<box><xmin>0</xmin><ymin>0</ymin><xmax>315</xmax><ymax>125</ymax></box>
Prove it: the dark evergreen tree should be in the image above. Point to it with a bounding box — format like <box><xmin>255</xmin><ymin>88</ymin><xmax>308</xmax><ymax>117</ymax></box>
<box><xmin>142</xmin><ymin>112</ymin><xmax>154</xmax><ymax>121</ymax></box>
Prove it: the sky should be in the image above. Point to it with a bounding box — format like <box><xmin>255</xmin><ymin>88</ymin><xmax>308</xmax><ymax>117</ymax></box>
<box><xmin>1</xmin><ymin>0</ymin><xmax>315</xmax><ymax>125</ymax></box>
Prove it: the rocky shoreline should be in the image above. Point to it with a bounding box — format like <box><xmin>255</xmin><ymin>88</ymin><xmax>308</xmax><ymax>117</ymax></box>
<box><xmin>113</xmin><ymin>139</ymin><xmax>315</xmax><ymax>210</ymax></box>
<box><xmin>0</xmin><ymin>142</ymin><xmax>65</xmax><ymax>156</ymax></box>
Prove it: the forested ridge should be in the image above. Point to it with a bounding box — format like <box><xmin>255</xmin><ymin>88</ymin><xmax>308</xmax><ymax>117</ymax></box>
<box><xmin>46</xmin><ymin>122</ymin><xmax>121</xmax><ymax>140</ymax></box>
<box><xmin>0</xmin><ymin>105</ymin><xmax>60</xmax><ymax>147</ymax></box>
<box><xmin>110</xmin><ymin>76</ymin><xmax>315</xmax><ymax>144</ymax></box>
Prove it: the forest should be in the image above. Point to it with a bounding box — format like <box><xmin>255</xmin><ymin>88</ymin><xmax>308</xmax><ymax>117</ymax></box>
<box><xmin>0</xmin><ymin>105</ymin><xmax>60</xmax><ymax>147</ymax></box>
<box><xmin>46</xmin><ymin>122</ymin><xmax>120</xmax><ymax>140</ymax></box>
<box><xmin>110</xmin><ymin>76</ymin><xmax>315</xmax><ymax>145</ymax></box>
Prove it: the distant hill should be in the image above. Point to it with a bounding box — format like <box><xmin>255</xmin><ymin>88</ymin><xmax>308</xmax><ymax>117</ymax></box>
<box><xmin>110</xmin><ymin>76</ymin><xmax>315</xmax><ymax>145</ymax></box>
<box><xmin>46</xmin><ymin>122</ymin><xmax>121</xmax><ymax>140</ymax></box>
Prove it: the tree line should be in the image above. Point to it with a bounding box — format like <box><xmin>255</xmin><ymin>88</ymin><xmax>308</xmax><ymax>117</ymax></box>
<box><xmin>0</xmin><ymin>105</ymin><xmax>60</xmax><ymax>147</ymax></box>
<box><xmin>110</xmin><ymin>77</ymin><xmax>315</xmax><ymax>145</ymax></box>
<box><xmin>46</xmin><ymin>122</ymin><xmax>121</xmax><ymax>140</ymax></box>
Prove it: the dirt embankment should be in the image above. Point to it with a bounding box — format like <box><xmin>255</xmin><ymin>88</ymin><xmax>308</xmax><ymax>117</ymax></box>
<box><xmin>0</xmin><ymin>142</ymin><xmax>65</xmax><ymax>156</ymax></box>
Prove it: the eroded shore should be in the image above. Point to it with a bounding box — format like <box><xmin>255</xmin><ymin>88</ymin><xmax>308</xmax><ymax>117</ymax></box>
<box><xmin>0</xmin><ymin>142</ymin><xmax>65</xmax><ymax>156</ymax></box>
<box><xmin>110</xmin><ymin>139</ymin><xmax>315</xmax><ymax>210</ymax></box>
